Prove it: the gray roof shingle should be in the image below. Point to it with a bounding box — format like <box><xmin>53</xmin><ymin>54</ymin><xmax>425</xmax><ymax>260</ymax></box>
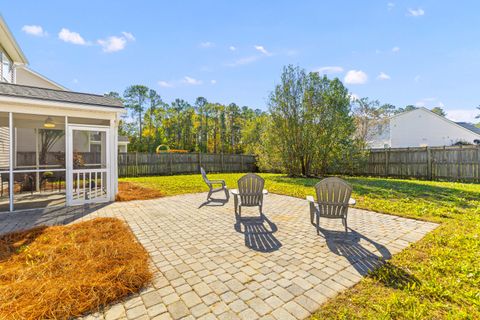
<box><xmin>456</xmin><ymin>122</ymin><xmax>480</xmax><ymax>135</ymax></box>
<box><xmin>0</xmin><ymin>82</ymin><xmax>123</xmax><ymax>108</ymax></box>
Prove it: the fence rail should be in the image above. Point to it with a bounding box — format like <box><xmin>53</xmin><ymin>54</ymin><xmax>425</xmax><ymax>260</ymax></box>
<box><xmin>118</xmin><ymin>152</ymin><xmax>256</xmax><ymax>177</ymax></box>
<box><xmin>347</xmin><ymin>145</ymin><xmax>480</xmax><ymax>182</ymax></box>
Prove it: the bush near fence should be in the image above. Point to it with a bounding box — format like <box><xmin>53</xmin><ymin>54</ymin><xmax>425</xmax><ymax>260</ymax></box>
<box><xmin>118</xmin><ymin>152</ymin><xmax>256</xmax><ymax>177</ymax></box>
<box><xmin>331</xmin><ymin>145</ymin><xmax>480</xmax><ymax>182</ymax></box>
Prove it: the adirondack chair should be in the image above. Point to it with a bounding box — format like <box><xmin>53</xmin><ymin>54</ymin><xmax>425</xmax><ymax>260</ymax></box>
<box><xmin>231</xmin><ymin>173</ymin><xmax>267</xmax><ymax>216</ymax></box>
<box><xmin>306</xmin><ymin>177</ymin><xmax>356</xmax><ymax>233</ymax></box>
<box><xmin>200</xmin><ymin>167</ymin><xmax>229</xmax><ymax>200</ymax></box>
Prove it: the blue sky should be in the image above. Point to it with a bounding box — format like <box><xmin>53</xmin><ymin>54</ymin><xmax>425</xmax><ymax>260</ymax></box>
<box><xmin>3</xmin><ymin>1</ymin><xmax>480</xmax><ymax>122</ymax></box>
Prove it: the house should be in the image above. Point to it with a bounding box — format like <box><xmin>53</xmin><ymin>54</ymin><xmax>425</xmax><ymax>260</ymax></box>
<box><xmin>0</xmin><ymin>15</ymin><xmax>126</xmax><ymax>212</ymax></box>
<box><xmin>369</xmin><ymin>107</ymin><xmax>480</xmax><ymax>148</ymax></box>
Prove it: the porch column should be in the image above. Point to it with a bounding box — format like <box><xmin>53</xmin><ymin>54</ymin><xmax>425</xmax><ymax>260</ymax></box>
<box><xmin>110</xmin><ymin>117</ymin><xmax>118</xmax><ymax>201</ymax></box>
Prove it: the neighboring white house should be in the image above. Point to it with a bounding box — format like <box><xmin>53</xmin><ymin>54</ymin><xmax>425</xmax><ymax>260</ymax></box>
<box><xmin>0</xmin><ymin>14</ymin><xmax>127</xmax><ymax>212</ymax></box>
<box><xmin>369</xmin><ymin>107</ymin><xmax>480</xmax><ymax>148</ymax></box>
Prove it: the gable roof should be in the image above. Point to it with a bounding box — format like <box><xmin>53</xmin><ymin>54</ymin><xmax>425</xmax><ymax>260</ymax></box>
<box><xmin>0</xmin><ymin>82</ymin><xmax>123</xmax><ymax>108</ymax></box>
<box><xmin>391</xmin><ymin>107</ymin><xmax>480</xmax><ymax>137</ymax></box>
<box><xmin>0</xmin><ymin>14</ymin><xmax>28</xmax><ymax>64</ymax></box>
<box><xmin>15</xmin><ymin>65</ymin><xmax>68</xmax><ymax>91</ymax></box>
<box><xmin>456</xmin><ymin>122</ymin><xmax>480</xmax><ymax>135</ymax></box>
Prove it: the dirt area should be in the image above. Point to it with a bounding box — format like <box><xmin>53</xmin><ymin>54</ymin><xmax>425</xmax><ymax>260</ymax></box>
<box><xmin>116</xmin><ymin>181</ymin><xmax>163</xmax><ymax>201</ymax></box>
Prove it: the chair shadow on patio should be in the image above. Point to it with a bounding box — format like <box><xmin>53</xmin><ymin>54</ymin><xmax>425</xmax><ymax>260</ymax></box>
<box><xmin>198</xmin><ymin>197</ymin><xmax>229</xmax><ymax>209</ymax></box>
<box><xmin>234</xmin><ymin>214</ymin><xmax>282</xmax><ymax>253</ymax></box>
<box><xmin>319</xmin><ymin>228</ymin><xmax>393</xmax><ymax>276</ymax></box>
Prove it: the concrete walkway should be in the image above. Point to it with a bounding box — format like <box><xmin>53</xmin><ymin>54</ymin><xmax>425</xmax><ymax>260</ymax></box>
<box><xmin>0</xmin><ymin>193</ymin><xmax>438</xmax><ymax>320</ymax></box>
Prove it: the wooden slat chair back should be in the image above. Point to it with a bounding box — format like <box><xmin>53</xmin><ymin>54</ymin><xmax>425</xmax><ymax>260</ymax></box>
<box><xmin>315</xmin><ymin>177</ymin><xmax>352</xmax><ymax>219</ymax></box>
<box><xmin>238</xmin><ymin>173</ymin><xmax>265</xmax><ymax>207</ymax></box>
<box><xmin>200</xmin><ymin>167</ymin><xmax>210</xmax><ymax>184</ymax></box>
<box><xmin>307</xmin><ymin>177</ymin><xmax>355</xmax><ymax>233</ymax></box>
<box><xmin>200</xmin><ymin>167</ymin><xmax>228</xmax><ymax>201</ymax></box>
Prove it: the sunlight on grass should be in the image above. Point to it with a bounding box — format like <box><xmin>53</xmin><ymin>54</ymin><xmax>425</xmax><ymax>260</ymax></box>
<box><xmin>121</xmin><ymin>173</ymin><xmax>480</xmax><ymax>318</ymax></box>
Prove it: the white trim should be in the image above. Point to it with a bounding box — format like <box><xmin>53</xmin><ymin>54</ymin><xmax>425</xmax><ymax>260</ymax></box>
<box><xmin>8</xmin><ymin>112</ymin><xmax>12</xmax><ymax>211</ymax></box>
<box><xmin>0</xmin><ymin>15</ymin><xmax>28</xmax><ymax>64</ymax></box>
<box><xmin>0</xmin><ymin>95</ymin><xmax>125</xmax><ymax>114</ymax></box>
<box><xmin>66</xmin><ymin>125</ymin><xmax>111</xmax><ymax>206</ymax></box>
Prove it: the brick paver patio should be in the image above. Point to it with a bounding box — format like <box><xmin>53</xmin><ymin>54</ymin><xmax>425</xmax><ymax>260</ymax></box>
<box><xmin>0</xmin><ymin>192</ymin><xmax>438</xmax><ymax>320</ymax></box>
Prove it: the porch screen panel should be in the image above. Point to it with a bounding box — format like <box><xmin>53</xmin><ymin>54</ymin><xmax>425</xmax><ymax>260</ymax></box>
<box><xmin>12</xmin><ymin>113</ymin><xmax>66</xmax><ymax>210</ymax></box>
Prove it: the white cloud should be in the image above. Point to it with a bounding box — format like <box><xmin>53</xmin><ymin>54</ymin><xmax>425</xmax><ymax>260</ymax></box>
<box><xmin>97</xmin><ymin>32</ymin><xmax>135</xmax><ymax>53</ymax></box>
<box><xmin>22</xmin><ymin>25</ymin><xmax>47</xmax><ymax>37</ymax></box>
<box><xmin>158</xmin><ymin>81</ymin><xmax>174</xmax><ymax>88</ymax></box>
<box><xmin>407</xmin><ymin>8</ymin><xmax>425</xmax><ymax>17</ymax></box>
<box><xmin>392</xmin><ymin>46</ymin><xmax>400</xmax><ymax>53</ymax></box>
<box><xmin>315</xmin><ymin>66</ymin><xmax>344</xmax><ymax>74</ymax></box>
<box><xmin>58</xmin><ymin>28</ymin><xmax>87</xmax><ymax>45</ymax></box>
<box><xmin>210</xmin><ymin>80</ymin><xmax>217</xmax><ymax>84</ymax></box>
<box><xmin>229</xmin><ymin>46</ymin><xmax>236</xmax><ymax>51</ymax></box>
<box><xmin>72</xmin><ymin>78</ymin><xmax>79</xmax><ymax>84</ymax></box>
<box><xmin>414</xmin><ymin>75</ymin><xmax>421</xmax><ymax>83</ymax></box>
<box><xmin>415</xmin><ymin>97</ymin><xmax>445</xmax><ymax>109</ymax></box>
<box><xmin>226</xmin><ymin>55</ymin><xmax>259</xmax><ymax>67</ymax></box>
<box><xmin>122</xmin><ymin>32</ymin><xmax>135</xmax><ymax>41</ymax></box>
<box><xmin>183</xmin><ymin>76</ymin><xmax>202</xmax><ymax>85</ymax></box>
<box><xmin>446</xmin><ymin>109</ymin><xmax>478</xmax><ymax>123</ymax></box>
<box><xmin>254</xmin><ymin>45</ymin><xmax>271</xmax><ymax>56</ymax></box>
<box><xmin>387</xmin><ymin>2</ymin><xmax>395</xmax><ymax>10</ymax></box>
<box><xmin>377</xmin><ymin>72</ymin><xmax>391</xmax><ymax>80</ymax></box>
<box><xmin>344</xmin><ymin>70</ymin><xmax>368</xmax><ymax>85</ymax></box>
<box><xmin>98</xmin><ymin>36</ymin><xmax>126</xmax><ymax>52</ymax></box>
<box><xmin>200</xmin><ymin>41</ymin><xmax>214</xmax><ymax>48</ymax></box>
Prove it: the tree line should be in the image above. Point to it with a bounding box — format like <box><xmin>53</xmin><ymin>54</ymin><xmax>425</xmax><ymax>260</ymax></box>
<box><xmin>106</xmin><ymin>88</ymin><xmax>264</xmax><ymax>154</ymax></box>
<box><xmin>107</xmin><ymin>65</ymin><xmax>461</xmax><ymax>177</ymax></box>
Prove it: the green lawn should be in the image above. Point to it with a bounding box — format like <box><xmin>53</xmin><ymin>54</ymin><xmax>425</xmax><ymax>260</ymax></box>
<box><xmin>121</xmin><ymin>173</ymin><xmax>480</xmax><ymax>319</ymax></box>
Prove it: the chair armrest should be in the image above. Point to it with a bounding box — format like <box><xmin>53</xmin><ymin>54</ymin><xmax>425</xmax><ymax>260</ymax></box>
<box><xmin>262</xmin><ymin>189</ymin><xmax>268</xmax><ymax>195</ymax></box>
<box><xmin>231</xmin><ymin>189</ymin><xmax>239</xmax><ymax>195</ymax></box>
<box><xmin>349</xmin><ymin>198</ymin><xmax>356</xmax><ymax>206</ymax></box>
<box><xmin>306</xmin><ymin>195</ymin><xmax>315</xmax><ymax>203</ymax></box>
<box><xmin>209</xmin><ymin>179</ymin><xmax>225</xmax><ymax>185</ymax></box>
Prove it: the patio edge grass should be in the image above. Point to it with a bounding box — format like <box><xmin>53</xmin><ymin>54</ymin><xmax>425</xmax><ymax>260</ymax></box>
<box><xmin>121</xmin><ymin>173</ymin><xmax>480</xmax><ymax>319</ymax></box>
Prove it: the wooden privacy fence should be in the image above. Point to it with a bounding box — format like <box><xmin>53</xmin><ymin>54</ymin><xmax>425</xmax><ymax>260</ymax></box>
<box><xmin>118</xmin><ymin>152</ymin><xmax>256</xmax><ymax>177</ymax></box>
<box><xmin>350</xmin><ymin>146</ymin><xmax>480</xmax><ymax>182</ymax></box>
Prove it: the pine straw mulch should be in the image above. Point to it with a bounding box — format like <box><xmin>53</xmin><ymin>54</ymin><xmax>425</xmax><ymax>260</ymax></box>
<box><xmin>116</xmin><ymin>181</ymin><xmax>163</xmax><ymax>201</ymax></box>
<box><xmin>0</xmin><ymin>218</ymin><xmax>153</xmax><ymax>320</ymax></box>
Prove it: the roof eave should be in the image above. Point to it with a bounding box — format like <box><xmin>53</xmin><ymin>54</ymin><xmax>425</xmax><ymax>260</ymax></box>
<box><xmin>0</xmin><ymin>95</ymin><xmax>126</xmax><ymax>113</ymax></box>
<box><xmin>0</xmin><ymin>14</ymin><xmax>28</xmax><ymax>64</ymax></box>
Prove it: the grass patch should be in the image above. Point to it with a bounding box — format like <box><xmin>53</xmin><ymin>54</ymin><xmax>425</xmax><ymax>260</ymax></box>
<box><xmin>121</xmin><ymin>173</ymin><xmax>480</xmax><ymax>319</ymax></box>
<box><xmin>0</xmin><ymin>218</ymin><xmax>152</xmax><ymax>319</ymax></box>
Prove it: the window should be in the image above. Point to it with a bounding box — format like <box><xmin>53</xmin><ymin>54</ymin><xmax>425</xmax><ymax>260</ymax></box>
<box><xmin>0</xmin><ymin>51</ymin><xmax>13</xmax><ymax>83</ymax></box>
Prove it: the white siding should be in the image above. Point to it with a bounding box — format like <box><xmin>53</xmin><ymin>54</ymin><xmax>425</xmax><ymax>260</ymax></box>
<box><xmin>390</xmin><ymin>108</ymin><xmax>480</xmax><ymax>147</ymax></box>
<box><xmin>15</xmin><ymin>67</ymin><xmax>66</xmax><ymax>90</ymax></box>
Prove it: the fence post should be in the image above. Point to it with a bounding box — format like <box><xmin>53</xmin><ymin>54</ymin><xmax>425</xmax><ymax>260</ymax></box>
<box><xmin>478</xmin><ymin>146</ymin><xmax>480</xmax><ymax>183</ymax></box>
<box><xmin>426</xmin><ymin>147</ymin><xmax>432</xmax><ymax>180</ymax></box>
<box><xmin>385</xmin><ymin>148</ymin><xmax>389</xmax><ymax>176</ymax></box>
<box><xmin>221</xmin><ymin>153</ymin><xmax>225</xmax><ymax>172</ymax></box>
<box><xmin>240</xmin><ymin>155</ymin><xmax>244</xmax><ymax>172</ymax></box>
<box><xmin>169</xmin><ymin>152</ymin><xmax>173</xmax><ymax>175</ymax></box>
<box><xmin>457</xmin><ymin>145</ymin><xmax>462</xmax><ymax>181</ymax></box>
<box><xmin>198</xmin><ymin>152</ymin><xmax>201</xmax><ymax>172</ymax></box>
<box><xmin>135</xmin><ymin>152</ymin><xmax>138</xmax><ymax>177</ymax></box>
